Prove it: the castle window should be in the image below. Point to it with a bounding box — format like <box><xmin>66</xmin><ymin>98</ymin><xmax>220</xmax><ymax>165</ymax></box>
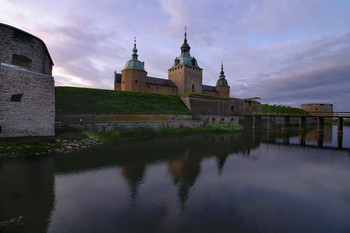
<box><xmin>13</xmin><ymin>29</ymin><xmax>33</xmax><ymax>44</ymax></box>
<box><xmin>11</xmin><ymin>94</ymin><xmax>23</xmax><ymax>102</ymax></box>
<box><xmin>12</xmin><ymin>54</ymin><xmax>32</xmax><ymax>69</ymax></box>
<box><xmin>148</xmin><ymin>85</ymin><xmax>150</xmax><ymax>89</ymax></box>
<box><xmin>135</xmin><ymin>80</ymin><xmax>138</xmax><ymax>84</ymax></box>
<box><xmin>231</xmin><ymin>106</ymin><xmax>235</xmax><ymax>112</ymax></box>
<box><xmin>192</xmin><ymin>84</ymin><xmax>194</xmax><ymax>92</ymax></box>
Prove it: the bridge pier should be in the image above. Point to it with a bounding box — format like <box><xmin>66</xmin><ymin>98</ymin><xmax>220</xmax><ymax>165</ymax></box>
<box><xmin>299</xmin><ymin>117</ymin><xmax>306</xmax><ymax>132</ymax></box>
<box><xmin>337</xmin><ymin>133</ymin><xmax>343</xmax><ymax>149</ymax></box>
<box><xmin>252</xmin><ymin>116</ymin><xmax>262</xmax><ymax>129</ymax></box>
<box><xmin>267</xmin><ymin>116</ymin><xmax>275</xmax><ymax>130</ymax></box>
<box><xmin>282</xmin><ymin>116</ymin><xmax>290</xmax><ymax>131</ymax></box>
<box><xmin>317</xmin><ymin>117</ymin><xmax>324</xmax><ymax>133</ymax></box>
<box><xmin>317</xmin><ymin>132</ymin><xmax>324</xmax><ymax>147</ymax></box>
<box><xmin>299</xmin><ymin>132</ymin><xmax>306</xmax><ymax>146</ymax></box>
<box><xmin>338</xmin><ymin>117</ymin><xmax>343</xmax><ymax>134</ymax></box>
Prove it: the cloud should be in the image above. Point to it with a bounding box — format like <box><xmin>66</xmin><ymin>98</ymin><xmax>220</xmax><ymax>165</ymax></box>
<box><xmin>1</xmin><ymin>0</ymin><xmax>350</xmax><ymax>110</ymax></box>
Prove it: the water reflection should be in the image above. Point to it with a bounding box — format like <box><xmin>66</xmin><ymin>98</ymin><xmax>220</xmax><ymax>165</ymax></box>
<box><xmin>0</xmin><ymin>126</ymin><xmax>349</xmax><ymax>233</ymax></box>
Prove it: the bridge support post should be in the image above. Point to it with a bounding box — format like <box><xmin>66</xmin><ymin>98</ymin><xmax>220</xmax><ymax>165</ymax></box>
<box><xmin>299</xmin><ymin>132</ymin><xmax>306</xmax><ymax>146</ymax></box>
<box><xmin>317</xmin><ymin>132</ymin><xmax>324</xmax><ymax>147</ymax></box>
<box><xmin>337</xmin><ymin>133</ymin><xmax>343</xmax><ymax>149</ymax></box>
<box><xmin>338</xmin><ymin>117</ymin><xmax>343</xmax><ymax>134</ymax></box>
<box><xmin>317</xmin><ymin>117</ymin><xmax>324</xmax><ymax>133</ymax></box>
<box><xmin>267</xmin><ymin>116</ymin><xmax>274</xmax><ymax>130</ymax></box>
<box><xmin>252</xmin><ymin>116</ymin><xmax>262</xmax><ymax>129</ymax></box>
<box><xmin>282</xmin><ymin>116</ymin><xmax>290</xmax><ymax>131</ymax></box>
<box><xmin>299</xmin><ymin>117</ymin><xmax>306</xmax><ymax>132</ymax></box>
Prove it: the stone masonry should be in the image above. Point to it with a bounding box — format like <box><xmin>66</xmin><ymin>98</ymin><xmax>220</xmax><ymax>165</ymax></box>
<box><xmin>0</xmin><ymin>23</ymin><xmax>55</xmax><ymax>137</ymax></box>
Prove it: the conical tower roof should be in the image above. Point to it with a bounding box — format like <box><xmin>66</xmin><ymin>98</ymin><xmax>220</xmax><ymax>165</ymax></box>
<box><xmin>171</xmin><ymin>27</ymin><xmax>200</xmax><ymax>69</ymax></box>
<box><xmin>123</xmin><ymin>37</ymin><xmax>145</xmax><ymax>71</ymax></box>
<box><xmin>216</xmin><ymin>63</ymin><xmax>229</xmax><ymax>87</ymax></box>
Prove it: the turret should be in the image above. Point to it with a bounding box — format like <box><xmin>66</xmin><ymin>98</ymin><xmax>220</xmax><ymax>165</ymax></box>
<box><xmin>215</xmin><ymin>63</ymin><xmax>230</xmax><ymax>97</ymax></box>
<box><xmin>121</xmin><ymin>38</ymin><xmax>147</xmax><ymax>92</ymax></box>
<box><xmin>168</xmin><ymin>27</ymin><xmax>203</xmax><ymax>94</ymax></box>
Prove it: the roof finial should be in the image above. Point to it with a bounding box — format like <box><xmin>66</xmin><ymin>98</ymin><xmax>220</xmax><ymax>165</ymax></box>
<box><xmin>132</xmin><ymin>36</ymin><xmax>138</xmax><ymax>58</ymax></box>
<box><xmin>184</xmin><ymin>26</ymin><xmax>187</xmax><ymax>42</ymax></box>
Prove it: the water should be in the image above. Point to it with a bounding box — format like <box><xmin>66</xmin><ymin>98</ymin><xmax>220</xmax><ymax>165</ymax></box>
<box><xmin>1</xmin><ymin>125</ymin><xmax>350</xmax><ymax>233</ymax></box>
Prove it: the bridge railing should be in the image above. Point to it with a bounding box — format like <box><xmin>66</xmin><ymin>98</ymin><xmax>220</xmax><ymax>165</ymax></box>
<box><xmin>247</xmin><ymin>112</ymin><xmax>350</xmax><ymax>117</ymax></box>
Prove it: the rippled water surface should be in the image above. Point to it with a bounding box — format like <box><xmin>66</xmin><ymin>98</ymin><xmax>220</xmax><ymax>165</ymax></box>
<box><xmin>1</xmin><ymin>126</ymin><xmax>350</xmax><ymax>233</ymax></box>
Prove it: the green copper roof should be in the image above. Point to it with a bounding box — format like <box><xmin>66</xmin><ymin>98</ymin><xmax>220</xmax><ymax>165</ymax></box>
<box><xmin>124</xmin><ymin>39</ymin><xmax>145</xmax><ymax>71</ymax></box>
<box><xmin>216</xmin><ymin>64</ymin><xmax>229</xmax><ymax>87</ymax></box>
<box><xmin>171</xmin><ymin>28</ymin><xmax>201</xmax><ymax>69</ymax></box>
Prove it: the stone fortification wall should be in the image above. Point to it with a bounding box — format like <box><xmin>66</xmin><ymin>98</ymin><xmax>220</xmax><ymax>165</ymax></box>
<box><xmin>56</xmin><ymin>114</ymin><xmax>193</xmax><ymax>123</ymax></box>
<box><xmin>0</xmin><ymin>64</ymin><xmax>55</xmax><ymax>137</ymax></box>
<box><xmin>300</xmin><ymin>104</ymin><xmax>333</xmax><ymax>113</ymax></box>
<box><xmin>56</xmin><ymin>115</ymin><xmax>245</xmax><ymax>132</ymax></box>
<box><xmin>180</xmin><ymin>96</ymin><xmax>262</xmax><ymax>117</ymax></box>
<box><xmin>0</xmin><ymin>23</ymin><xmax>53</xmax><ymax>76</ymax></box>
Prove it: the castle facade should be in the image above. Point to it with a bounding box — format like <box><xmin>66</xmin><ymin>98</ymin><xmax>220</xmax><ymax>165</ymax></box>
<box><xmin>115</xmin><ymin>30</ymin><xmax>230</xmax><ymax>97</ymax></box>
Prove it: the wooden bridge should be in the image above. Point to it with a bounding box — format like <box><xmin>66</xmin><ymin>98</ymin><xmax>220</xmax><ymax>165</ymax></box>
<box><xmin>242</xmin><ymin>112</ymin><xmax>350</xmax><ymax>134</ymax></box>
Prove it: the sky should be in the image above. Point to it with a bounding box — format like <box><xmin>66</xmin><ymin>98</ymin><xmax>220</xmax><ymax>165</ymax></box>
<box><xmin>1</xmin><ymin>0</ymin><xmax>350</xmax><ymax>111</ymax></box>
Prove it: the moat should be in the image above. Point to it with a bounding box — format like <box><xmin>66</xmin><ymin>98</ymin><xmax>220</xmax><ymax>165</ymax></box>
<box><xmin>1</xmin><ymin>125</ymin><xmax>350</xmax><ymax>233</ymax></box>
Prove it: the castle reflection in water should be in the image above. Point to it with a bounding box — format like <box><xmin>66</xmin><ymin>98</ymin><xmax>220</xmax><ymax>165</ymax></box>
<box><xmin>0</xmin><ymin>126</ymin><xmax>349</xmax><ymax>232</ymax></box>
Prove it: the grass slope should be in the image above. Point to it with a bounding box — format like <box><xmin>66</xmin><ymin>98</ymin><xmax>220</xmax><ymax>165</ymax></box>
<box><xmin>261</xmin><ymin>104</ymin><xmax>308</xmax><ymax>115</ymax></box>
<box><xmin>55</xmin><ymin>86</ymin><xmax>191</xmax><ymax>115</ymax></box>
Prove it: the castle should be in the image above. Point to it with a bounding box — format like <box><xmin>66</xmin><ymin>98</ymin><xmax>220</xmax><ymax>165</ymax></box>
<box><xmin>114</xmin><ymin>29</ymin><xmax>230</xmax><ymax>97</ymax></box>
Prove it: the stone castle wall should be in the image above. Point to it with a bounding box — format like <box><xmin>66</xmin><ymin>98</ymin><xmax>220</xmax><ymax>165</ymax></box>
<box><xmin>0</xmin><ymin>23</ymin><xmax>55</xmax><ymax>137</ymax></box>
<box><xmin>300</xmin><ymin>104</ymin><xmax>333</xmax><ymax>113</ymax></box>
<box><xmin>121</xmin><ymin>69</ymin><xmax>147</xmax><ymax>92</ymax></box>
<box><xmin>168</xmin><ymin>65</ymin><xmax>203</xmax><ymax>95</ymax></box>
<box><xmin>181</xmin><ymin>96</ymin><xmax>262</xmax><ymax>117</ymax></box>
<box><xmin>0</xmin><ymin>23</ymin><xmax>53</xmax><ymax>76</ymax></box>
<box><xmin>0</xmin><ymin>64</ymin><xmax>55</xmax><ymax>137</ymax></box>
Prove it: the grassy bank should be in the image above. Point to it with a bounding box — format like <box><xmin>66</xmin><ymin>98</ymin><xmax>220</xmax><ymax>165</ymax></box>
<box><xmin>56</xmin><ymin>86</ymin><xmax>191</xmax><ymax>115</ymax></box>
<box><xmin>0</xmin><ymin>124</ymin><xmax>243</xmax><ymax>157</ymax></box>
<box><xmin>262</xmin><ymin>104</ymin><xmax>308</xmax><ymax>115</ymax></box>
<box><xmin>85</xmin><ymin>124</ymin><xmax>243</xmax><ymax>142</ymax></box>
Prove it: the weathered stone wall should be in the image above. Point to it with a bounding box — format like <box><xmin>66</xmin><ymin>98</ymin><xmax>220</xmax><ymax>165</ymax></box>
<box><xmin>0</xmin><ymin>23</ymin><xmax>53</xmax><ymax>76</ymax></box>
<box><xmin>146</xmin><ymin>84</ymin><xmax>177</xmax><ymax>95</ymax></box>
<box><xmin>168</xmin><ymin>65</ymin><xmax>202</xmax><ymax>94</ymax></box>
<box><xmin>215</xmin><ymin>86</ymin><xmax>230</xmax><ymax>98</ymax></box>
<box><xmin>56</xmin><ymin>114</ymin><xmax>192</xmax><ymax>123</ymax></box>
<box><xmin>180</xmin><ymin>96</ymin><xmax>262</xmax><ymax>117</ymax></box>
<box><xmin>0</xmin><ymin>64</ymin><xmax>55</xmax><ymax>137</ymax></box>
<box><xmin>300</xmin><ymin>104</ymin><xmax>333</xmax><ymax>113</ymax></box>
<box><xmin>202</xmin><ymin>90</ymin><xmax>218</xmax><ymax>96</ymax></box>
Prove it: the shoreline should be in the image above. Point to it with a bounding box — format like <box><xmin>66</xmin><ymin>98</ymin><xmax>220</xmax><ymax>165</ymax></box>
<box><xmin>0</xmin><ymin>124</ymin><xmax>243</xmax><ymax>158</ymax></box>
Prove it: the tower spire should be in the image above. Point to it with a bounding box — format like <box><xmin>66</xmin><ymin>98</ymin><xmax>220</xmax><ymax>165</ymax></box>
<box><xmin>216</xmin><ymin>63</ymin><xmax>229</xmax><ymax>87</ymax></box>
<box><xmin>132</xmin><ymin>36</ymin><xmax>138</xmax><ymax>59</ymax></box>
<box><xmin>181</xmin><ymin>26</ymin><xmax>190</xmax><ymax>55</ymax></box>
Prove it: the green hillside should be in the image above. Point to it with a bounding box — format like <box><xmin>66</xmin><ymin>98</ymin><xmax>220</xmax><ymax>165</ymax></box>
<box><xmin>261</xmin><ymin>104</ymin><xmax>308</xmax><ymax>115</ymax></box>
<box><xmin>55</xmin><ymin>87</ymin><xmax>191</xmax><ymax>115</ymax></box>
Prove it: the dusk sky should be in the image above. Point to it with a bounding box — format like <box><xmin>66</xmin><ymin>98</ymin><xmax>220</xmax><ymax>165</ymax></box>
<box><xmin>1</xmin><ymin>0</ymin><xmax>350</xmax><ymax>111</ymax></box>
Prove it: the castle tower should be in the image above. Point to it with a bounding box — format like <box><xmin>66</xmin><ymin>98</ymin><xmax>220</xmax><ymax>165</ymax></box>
<box><xmin>215</xmin><ymin>63</ymin><xmax>230</xmax><ymax>97</ymax></box>
<box><xmin>121</xmin><ymin>38</ymin><xmax>147</xmax><ymax>92</ymax></box>
<box><xmin>168</xmin><ymin>27</ymin><xmax>202</xmax><ymax>94</ymax></box>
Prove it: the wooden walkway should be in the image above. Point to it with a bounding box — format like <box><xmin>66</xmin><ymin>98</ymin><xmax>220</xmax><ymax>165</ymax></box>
<box><xmin>242</xmin><ymin>112</ymin><xmax>349</xmax><ymax>134</ymax></box>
